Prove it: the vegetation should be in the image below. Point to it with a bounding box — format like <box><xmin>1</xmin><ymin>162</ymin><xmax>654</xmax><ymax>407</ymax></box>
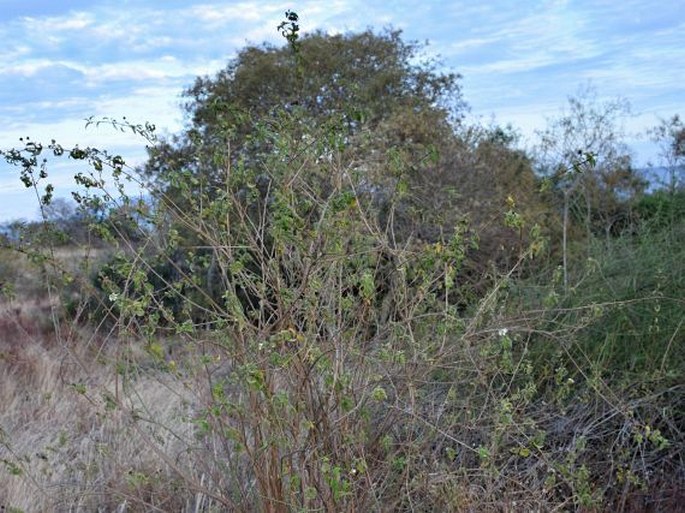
<box><xmin>0</xmin><ymin>11</ymin><xmax>683</xmax><ymax>512</ymax></box>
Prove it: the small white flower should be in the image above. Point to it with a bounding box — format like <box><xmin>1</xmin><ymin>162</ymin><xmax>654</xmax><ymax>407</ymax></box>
<box><xmin>108</xmin><ymin>292</ymin><xmax>119</xmax><ymax>302</ymax></box>
<box><xmin>498</xmin><ymin>328</ymin><xmax>509</xmax><ymax>337</ymax></box>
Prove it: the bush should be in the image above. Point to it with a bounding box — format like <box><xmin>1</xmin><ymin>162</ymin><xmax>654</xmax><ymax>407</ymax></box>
<box><xmin>636</xmin><ymin>189</ymin><xmax>685</xmax><ymax>230</ymax></box>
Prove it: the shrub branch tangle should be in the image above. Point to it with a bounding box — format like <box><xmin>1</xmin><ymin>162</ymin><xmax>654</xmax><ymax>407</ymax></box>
<box><xmin>147</xmin><ymin>108</ymin><xmax>482</xmax><ymax>511</ymax></box>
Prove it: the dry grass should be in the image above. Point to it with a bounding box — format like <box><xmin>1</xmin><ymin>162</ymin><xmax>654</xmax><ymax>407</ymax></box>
<box><xmin>0</xmin><ymin>303</ymin><xmax>202</xmax><ymax>512</ymax></box>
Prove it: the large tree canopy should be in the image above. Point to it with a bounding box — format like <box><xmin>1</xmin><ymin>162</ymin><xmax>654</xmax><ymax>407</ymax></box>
<box><xmin>135</xmin><ymin>23</ymin><xmax>556</xmax><ymax>321</ymax></box>
<box><xmin>145</xmin><ymin>28</ymin><xmax>465</xmax><ymax>187</ymax></box>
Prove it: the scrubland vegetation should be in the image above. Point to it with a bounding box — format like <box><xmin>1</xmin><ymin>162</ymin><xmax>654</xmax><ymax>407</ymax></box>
<box><xmin>0</xmin><ymin>12</ymin><xmax>683</xmax><ymax>512</ymax></box>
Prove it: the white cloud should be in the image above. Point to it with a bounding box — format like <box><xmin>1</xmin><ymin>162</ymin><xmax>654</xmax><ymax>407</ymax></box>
<box><xmin>85</xmin><ymin>61</ymin><xmax>179</xmax><ymax>83</ymax></box>
<box><xmin>93</xmin><ymin>86</ymin><xmax>186</xmax><ymax>134</ymax></box>
<box><xmin>1</xmin><ymin>58</ymin><xmax>90</xmax><ymax>78</ymax></box>
<box><xmin>447</xmin><ymin>37</ymin><xmax>498</xmax><ymax>55</ymax></box>
<box><xmin>461</xmin><ymin>52</ymin><xmax>557</xmax><ymax>75</ymax></box>
<box><xmin>186</xmin><ymin>2</ymin><xmax>273</xmax><ymax>24</ymax></box>
<box><xmin>20</xmin><ymin>11</ymin><xmax>95</xmax><ymax>33</ymax></box>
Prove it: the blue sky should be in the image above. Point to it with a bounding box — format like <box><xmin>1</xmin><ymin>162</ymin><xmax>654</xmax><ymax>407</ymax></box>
<box><xmin>1</xmin><ymin>0</ymin><xmax>683</xmax><ymax>221</ymax></box>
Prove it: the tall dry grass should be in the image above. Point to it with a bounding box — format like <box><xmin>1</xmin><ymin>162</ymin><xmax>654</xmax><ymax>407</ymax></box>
<box><xmin>0</xmin><ymin>300</ymin><xmax>205</xmax><ymax>512</ymax></box>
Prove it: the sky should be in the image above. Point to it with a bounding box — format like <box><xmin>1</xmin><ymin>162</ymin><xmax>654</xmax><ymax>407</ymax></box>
<box><xmin>1</xmin><ymin>0</ymin><xmax>683</xmax><ymax>221</ymax></box>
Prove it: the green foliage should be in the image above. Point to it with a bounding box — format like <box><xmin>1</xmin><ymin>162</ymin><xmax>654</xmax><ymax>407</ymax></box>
<box><xmin>636</xmin><ymin>188</ymin><xmax>685</xmax><ymax>230</ymax></box>
<box><xmin>145</xmin><ymin>25</ymin><xmax>464</xmax><ymax>188</ymax></box>
<box><xmin>564</xmin><ymin>222</ymin><xmax>683</xmax><ymax>379</ymax></box>
<box><xmin>536</xmin><ymin>86</ymin><xmax>646</xmax><ymax>240</ymax></box>
<box><xmin>649</xmin><ymin>114</ymin><xmax>685</xmax><ymax>192</ymax></box>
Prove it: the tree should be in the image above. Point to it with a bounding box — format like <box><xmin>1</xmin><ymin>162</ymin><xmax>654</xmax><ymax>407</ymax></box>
<box><xmin>41</xmin><ymin>197</ymin><xmax>90</xmax><ymax>244</ymax></box>
<box><xmin>142</xmin><ymin>24</ymin><xmax>557</xmax><ymax>308</ymax></box>
<box><xmin>536</xmin><ymin>86</ymin><xmax>645</xmax><ymax>235</ymax></box>
<box><xmin>649</xmin><ymin>114</ymin><xmax>685</xmax><ymax>193</ymax></box>
<box><xmin>389</xmin><ymin>123</ymin><xmax>556</xmax><ymax>284</ymax></box>
<box><xmin>144</xmin><ymin>27</ymin><xmax>464</xmax><ymax>190</ymax></box>
<box><xmin>137</xmin><ymin>24</ymin><xmax>475</xmax><ymax>318</ymax></box>
<box><xmin>535</xmin><ymin>86</ymin><xmax>645</xmax><ymax>288</ymax></box>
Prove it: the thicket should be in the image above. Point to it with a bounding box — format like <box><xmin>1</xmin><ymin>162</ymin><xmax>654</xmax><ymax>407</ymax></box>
<box><xmin>0</xmin><ymin>12</ymin><xmax>683</xmax><ymax>512</ymax></box>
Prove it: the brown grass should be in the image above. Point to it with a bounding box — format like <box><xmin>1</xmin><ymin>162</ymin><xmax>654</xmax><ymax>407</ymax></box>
<box><xmin>0</xmin><ymin>304</ymin><xmax>200</xmax><ymax>512</ymax></box>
